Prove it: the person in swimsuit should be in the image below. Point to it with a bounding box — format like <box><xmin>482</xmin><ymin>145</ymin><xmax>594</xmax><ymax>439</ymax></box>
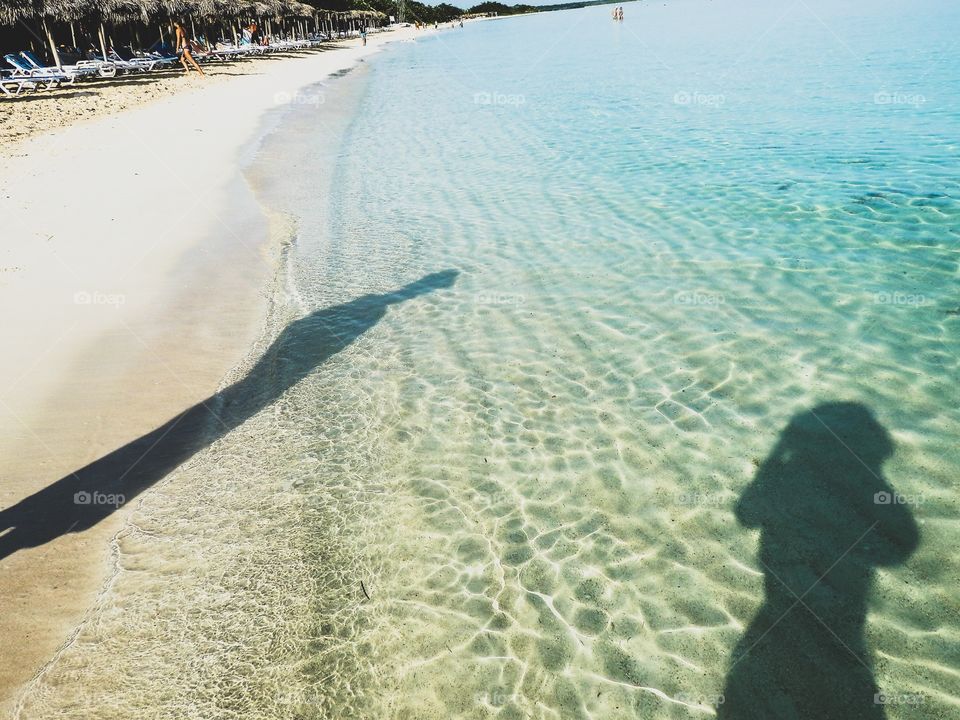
<box><xmin>173</xmin><ymin>20</ymin><xmax>204</xmax><ymax>76</ymax></box>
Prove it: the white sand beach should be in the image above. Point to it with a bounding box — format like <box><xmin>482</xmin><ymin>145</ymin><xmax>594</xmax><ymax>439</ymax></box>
<box><xmin>4</xmin><ymin>2</ymin><xmax>956</xmax><ymax>718</ymax></box>
<box><xmin>0</xmin><ymin>25</ymin><xmax>429</xmax><ymax>714</ymax></box>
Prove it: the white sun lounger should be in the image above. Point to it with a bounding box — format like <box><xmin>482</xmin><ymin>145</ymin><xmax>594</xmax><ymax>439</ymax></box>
<box><xmin>19</xmin><ymin>50</ymin><xmax>112</xmax><ymax>80</ymax></box>
<box><xmin>3</xmin><ymin>55</ymin><xmax>72</xmax><ymax>89</ymax></box>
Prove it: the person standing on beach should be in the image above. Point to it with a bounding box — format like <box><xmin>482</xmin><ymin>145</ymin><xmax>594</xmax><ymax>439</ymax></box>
<box><xmin>360</xmin><ymin>27</ymin><xmax>367</xmax><ymax>46</ymax></box>
<box><xmin>173</xmin><ymin>21</ymin><xmax>204</xmax><ymax>76</ymax></box>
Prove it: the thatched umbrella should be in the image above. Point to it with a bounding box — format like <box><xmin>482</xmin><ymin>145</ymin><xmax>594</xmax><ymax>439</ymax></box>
<box><xmin>194</xmin><ymin>0</ymin><xmax>247</xmax><ymax>45</ymax></box>
<box><xmin>0</xmin><ymin>0</ymin><xmax>52</xmax><ymax>67</ymax></box>
<box><xmin>14</xmin><ymin>0</ymin><xmax>92</xmax><ymax>26</ymax></box>
<box><xmin>6</xmin><ymin>0</ymin><xmax>96</xmax><ymax>68</ymax></box>
<box><xmin>26</xmin><ymin>0</ymin><xmax>157</xmax><ymax>63</ymax></box>
<box><xmin>284</xmin><ymin>0</ymin><xmax>312</xmax><ymax>18</ymax></box>
<box><xmin>247</xmin><ymin>0</ymin><xmax>279</xmax><ymax>14</ymax></box>
<box><xmin>0</xmin><ymin>0</ymin><xmax>39</xmax><ymax>26</ymax></box>
<box><xmin>99</xmin><ymin>0</ymin><xmax>164</xmax><ymax>55</ymax></box>
<box><xmin>102</xmin><ymin>0</ymin><xmax>158</xmax><ymax>21</ymax></box>
<box><xmin>150</xmin><ymin>0</ymin><xmax>228</xmax><ymax>48</ymax></box>
<box><xmin>244</xmin><ymin>0</ymin><xmax>279</xmax><ymax>38</ymax></box>
<box><xmin>282</xmin><ymin>0</ymin><xmax>311</xmax><ymax>37</ymax></box>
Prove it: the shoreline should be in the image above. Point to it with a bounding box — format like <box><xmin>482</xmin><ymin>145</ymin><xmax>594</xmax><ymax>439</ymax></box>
<box><xmin>2</xmin><ymin>2</ymin><xmax>956</xmax><ymax>717</ymax></box>
<box><xmin>0</xmin><ymin>24</ymin><xmax>433</xmax><ymax>715</ymax></box>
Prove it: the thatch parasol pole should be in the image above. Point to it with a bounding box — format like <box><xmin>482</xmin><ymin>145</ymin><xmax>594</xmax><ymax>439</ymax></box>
<box><xmin>70</xmin><ymin>21</ymin><xmax>77</xmax><ymax>49</ymax></box>
<box><xmin>42</xmin><ymin>18</ymin><xmax>63</xmax><ymax>70</ymax></box>
<box><xmin>98</xmin><ymin>23</ymin><xmax>108</xmax><ymax>61</ymax></box>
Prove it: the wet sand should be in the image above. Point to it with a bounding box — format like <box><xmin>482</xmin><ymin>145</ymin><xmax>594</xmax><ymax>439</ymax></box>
<box><xmin>0</xmin><ymin>25</ymin><xmax>431</xmax><ymax>716</ymax></box>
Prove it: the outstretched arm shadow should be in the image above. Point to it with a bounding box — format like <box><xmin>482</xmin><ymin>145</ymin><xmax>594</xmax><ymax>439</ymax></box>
<box><xmin>0</xmin><ymin>270</ymin><xmax>458</xmax><ymax>561</ymax></box>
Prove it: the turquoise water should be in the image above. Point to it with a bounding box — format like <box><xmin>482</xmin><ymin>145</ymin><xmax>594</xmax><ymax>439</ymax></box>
<box><xmin>19</xmin><ymin>1</ymin><xmax>960</xmax><ymax>718</ymax></box>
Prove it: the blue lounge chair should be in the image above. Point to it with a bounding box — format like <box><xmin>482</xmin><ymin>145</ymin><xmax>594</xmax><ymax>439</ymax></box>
<box><xmin>3</xmin><ymin>55</ymin><xmax>71</xmax><ymax>88</ymax></box>
<box><xmin>19</xmin><ymin>50</ymin><xmax>108</xmax><ymax>79</ymax></box>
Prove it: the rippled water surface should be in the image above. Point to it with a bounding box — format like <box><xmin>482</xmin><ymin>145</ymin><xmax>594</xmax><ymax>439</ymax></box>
<box><xmin>20</xmin><ymin>1</ymin><xmax>960</xmax><ymax>718</ymax></box>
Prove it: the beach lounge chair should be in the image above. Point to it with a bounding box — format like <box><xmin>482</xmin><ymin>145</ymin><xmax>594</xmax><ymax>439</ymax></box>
<box><xmin>102</xmin><ymin>50</ymin><xmax>158</xmax><ymax>73</ymax></box>
<box><xmin>19</xmin><ymin>50</ymin><xmax>110</xmax><ymax>80</ymax></box>
<box><xmin>0</xmin><ymin>77</ymin><xmax>25</xmax><ymax>98</ymax></box>
<box><xmin>3</xmin><ymin>55</ymin><xmax>72</xmax><ymax>88</ymax></box>
<box><xmin>110</xmin><ymin>47</ymin><xmax>177</xmax><ymax>72</ymax></box>
<box><xmin>1</xmin><ymin>77</ymin><xmax>52</xmax><ymax>94</ymax></box>
<box><xmin>132</xmin><ymin>44</ymin><xmax>180</xmax><ymax>68</ymax></box>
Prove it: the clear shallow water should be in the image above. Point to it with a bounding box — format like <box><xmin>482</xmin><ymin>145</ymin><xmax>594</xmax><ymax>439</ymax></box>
<box><xmin>19</xmin><ymin>1</ymin><xmax>960</xmax><ymax>718</ymax></box>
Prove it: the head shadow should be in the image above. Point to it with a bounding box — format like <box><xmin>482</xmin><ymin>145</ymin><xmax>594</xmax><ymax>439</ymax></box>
<box><xmin>719</xmin><ymin>402</ymin><xmax>919</xmax><ymax>720</ymax></box>
<box><xmin>0</xmin><ymin>269</ymin><xmax>459</xmax><ymax>561</ymax></box>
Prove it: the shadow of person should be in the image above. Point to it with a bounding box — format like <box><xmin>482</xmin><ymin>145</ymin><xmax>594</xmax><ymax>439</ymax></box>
<box><xmin>0</xmin><ymin>269</ymin><xmax>458</xmax><ymax>561</ymax></box>
<box><xmin>718</xmin><ymin>402</ymin><xmax>919</xmax><ymax>720</ymax></box>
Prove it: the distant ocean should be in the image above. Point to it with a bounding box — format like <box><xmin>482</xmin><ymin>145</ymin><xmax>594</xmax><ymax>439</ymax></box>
<box><xmin>20</xmin><ymin>1</ymin><xmax>959</xmax><ymax>718</ymax></box>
